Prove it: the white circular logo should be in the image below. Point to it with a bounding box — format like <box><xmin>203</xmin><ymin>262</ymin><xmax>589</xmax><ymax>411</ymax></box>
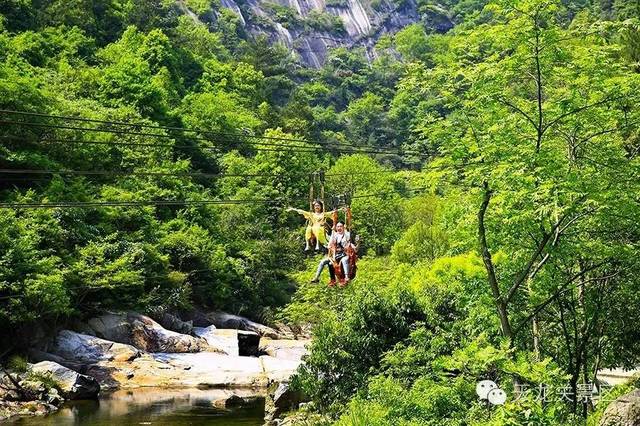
<box><xmin>476</xmin><ymin>380</ymin><xmax>497</xmax><ymax>400</ymax></box>
<box><xmin>487</xmin><ymin>388</ymin><xmax>507</xmax><ymax>405</ymax></box>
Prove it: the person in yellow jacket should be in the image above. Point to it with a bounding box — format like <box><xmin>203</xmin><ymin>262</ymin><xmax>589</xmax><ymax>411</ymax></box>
<box><xmin>287</xmin><ymin>200</ymin><xmax>334</xmax><ymax>251</ymax></box>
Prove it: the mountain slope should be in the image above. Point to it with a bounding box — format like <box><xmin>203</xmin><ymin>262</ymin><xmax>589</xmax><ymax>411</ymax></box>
<box><xmin>178</xmin><ymin>0</ymin><xmax>450</xmax><ymax>66</ymax></box>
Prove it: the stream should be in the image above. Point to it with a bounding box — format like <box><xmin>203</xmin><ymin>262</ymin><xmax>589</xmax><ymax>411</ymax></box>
<box><xmin>9</xmin><ymin>388</ymin><xmax>265</xmax><ymax>426</ymax></box>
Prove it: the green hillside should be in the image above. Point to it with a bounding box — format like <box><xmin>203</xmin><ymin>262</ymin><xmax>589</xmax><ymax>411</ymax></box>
<box><xmin>2</xmin><ymin>0</ymin><xmax>640</xmax><ymax>424</ymax></box>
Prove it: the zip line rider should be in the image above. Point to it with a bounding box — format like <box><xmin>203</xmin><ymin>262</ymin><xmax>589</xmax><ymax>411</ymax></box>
<box><xmin>311</xmin><ymin>220</ymin><xmax>353</xmax><ymax>287</ymax></box>
<box><xmin>287</xmin><ymin>200</ymin><xmax>334</xmax><ymax>251</ymax></box>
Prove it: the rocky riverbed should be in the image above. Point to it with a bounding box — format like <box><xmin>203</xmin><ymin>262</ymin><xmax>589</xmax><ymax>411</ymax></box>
<box><xmin>1</xmin><ymin>310</ymin><xmax>309</xmax><ymax>423</ymax></box>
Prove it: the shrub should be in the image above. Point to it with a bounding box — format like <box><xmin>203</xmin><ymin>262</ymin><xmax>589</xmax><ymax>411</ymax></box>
<box><xmin>326</xmin><ymin>0</ymin><xmax>349</xmax><ymax>8</ymax></box>
<box><xmin>291</xmin><ymin>285</ymin><xmax>425</xmax><ymax>414</ymax></box>
<box><xmin>8</xmin><ymin>355</ymin><xmax>28</xmax><ymax>373</ymax></box>
<box><xmin>391</xmin><ymin>220</ymin><xmax>448</xmax><ymax>263</ymax></box>
<box><xmin>27</xmin><ymin>371</ymin><xmax>61</xmax><ymax>392</ymax></box>
<box><xmin>304</xmin><ymin>10</ymin><xmax>345</xmax><ymax>34</ymax></box>
<box><xmin>184</xmin><ymin>0</ymin><xmax>215</xmax><ymax>16</ymax></box>
<box><xmin>338</xmin><ymin>336</ymin><xmax>575</xmax><ymax>426</ymax></box>
<box><xmin>264</xmin><ymin>3</ymin><xmax>301</xmax><ymax>27</ymax></box>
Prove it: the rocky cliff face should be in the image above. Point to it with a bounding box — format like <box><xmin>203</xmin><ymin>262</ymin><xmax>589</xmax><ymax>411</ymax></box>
<box><xmin>179</xmin><ymin>0</ymin><xmax>423</xmax><ymax>67</ymax></box>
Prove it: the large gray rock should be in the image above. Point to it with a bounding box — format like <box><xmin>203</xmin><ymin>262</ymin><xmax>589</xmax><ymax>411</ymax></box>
<box><xmin>28</xmin><ymin>349</ymin><xmax>86</xmax><ymax>372</ymax></box>
<box><xmin>194</xmin><ymin>327</ymin><xmax>236</xmax><ymax>355</ymax></box>
<box><xmin>87</xmin><ymin>313</ymin><xmax>129</xmax><ymax>342</ymax></box>
<box><xmin>259</xmin><ymin>356</ymin><xmax>302</xmax><ymax>383</ymax></box>
<box><xmin>150</xmin><ymin>311</ymin><xmax>194</xmax><ymax>335</ymax></box>
<box><xmin>264</xmin><ymin>382</ymin><xmax>304</xmax><ymax>423</ymax></box>
<box><xmin>259</xmin><ymin>338</ymin><xmax>309</xmax><ymax>361</ymax></box>
<box><xmin>87</xmin><ymin>312</ymin><xmax>207</xmax><ymax>353</ymax></box>
<box><xmin>203</xmin><ymin>312</ymin><xmax>281</xmax><ymax>339</ymax></box>
<box><xmin>51</xmin><ymin>330</ymin><xmax>140</xmax><ymax>363</ymax></box>
<box><xmin>29</xmin><ymin>361</ymin><xmax>99</xmax><ymax>400</ymax></box>
<box><xmin>193</xmin><ymin>327</ymin><xmax>259</xmax><ymax>356</ymax></box>
<box><xmin>599</xmin><ymin>389</ymin><xmax>640</xmax><ymax>426</ymax></box>
<box><xmin>82</xmin><ymin>351</ymin><xmax>303</xmax><ymax>390</ymax></box>
<box><xmin>150</xmin><ymin>353</ymin><xmax>268</xmax><ymax>387</ymax></box>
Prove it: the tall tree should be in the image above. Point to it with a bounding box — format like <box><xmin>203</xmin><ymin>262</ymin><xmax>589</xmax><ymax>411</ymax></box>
<box><xmin>414</xmin><ymin>0</ymin><xmax>640</xmax><ymax>403</ymax></box>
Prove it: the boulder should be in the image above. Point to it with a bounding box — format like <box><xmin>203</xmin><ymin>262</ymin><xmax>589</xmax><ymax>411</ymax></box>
<box><xmin>194</xmin><ymin>327</ymin><xmax>236</xmax><ymax>356</ymax></box>
<box><xmin>203</xmin><ymin>312</ymin><xmax>281</xmax><ymax>339</ymax></box>
<box><xmin>193</xmin><ymin>327</ymin><xmax>259</xmax><ymax>356</ymax></box>
<box><xmin>87</xmin><ymin>313</ymin><xmax>130</xmax><ymax>343</ymax></box>
<box><xmin>0</xmin><ymin>400</ymin><xmax>58</xmax><ymax>421</ymax></box>
<box><xmin>259</xmin><ymin>338</ymin><xmax>309</xmax><ymax>361</ymax></box>
<box><xmin>28</xmin><ymin>349</ymin><xmax>86</xmax><ymax>372</ymax></box>
<box><xmin>87</xmin><ymin>312</ymin><xmax>207</xmax><ymax>353</ymax></box>
<box><xmin>128</xmin><ymin>313</ymin><xmax>205</xmax><ymax>353</ymax></box>
<box><xmin>259</xmin><ymin>356</ymin><xmax>302</xmax><ymax>383</ymax></box>
<box><xmin>29</xmin><ymin>361</ymin><xmax>99</xmax><ymax>400</ymax></box>
<box><xmin>51</xmin><ymin>330</ymin><xmax>140</xmax><ymax>363</ymax></box>
<box><xmin>264</xmin><ymin>382</ymin><xmax>304</xmax><ymax>423</ymax></box>
<box><xmin>82</xmin><ymin>351</ymin><xmax>303</xmax><ymax>390</ymax></box>
<box><xmin>599</xmin><ymin>388</ymin><xmax>640</xmax><ymax>426</ymax></box>
<box><xmin>150</xmin><ymin>311</ymin><xmax>194</xmax><ymax>335</ymax></box>
<box><xmin>151</xmin><ymin>353</ymin><xmax>268</xmax><ymax>387</ymax></box>
<box><xmin>221</xmin><ymin>394</ymin><xmax>263</xmax><ymax>408</ymax></box>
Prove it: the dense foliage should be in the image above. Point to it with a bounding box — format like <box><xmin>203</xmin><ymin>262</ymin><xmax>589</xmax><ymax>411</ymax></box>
<box><xmin>2</xmin><ymin>0</ymin><xmax>640</xmax><ymax>424</ymax></box>
<box><xmin>285</xmin><ymin>0</ymin><xmax>640</xmax><ymax>424</ymax></box>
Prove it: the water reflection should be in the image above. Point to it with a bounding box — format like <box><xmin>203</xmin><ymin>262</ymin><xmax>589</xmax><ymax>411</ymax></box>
<box><xmin>12</xmin><ymin>388</ymin><xmax>265</xmax><ymax>426</ymax></box>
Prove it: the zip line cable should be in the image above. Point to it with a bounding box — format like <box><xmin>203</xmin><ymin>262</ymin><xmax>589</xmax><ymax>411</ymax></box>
<box><xmin>0</xmin><ymin>134</ymin><xmax>413</xmax><ymax>159</ymax></box>
<box><xmin>0</xmin><ymin>109</ymin><xmax>425</xmax><ymax>156</ymax></box>
<box><xmin>0</xmin><ymin>118</ymin><xmax>424</xmax><ymax>157</ymax></box>
<box><xmin>0</xmin><ymin>128</ymin><xmax>429</xmax><ymax>159</ymax></box>
<box><xmin>0</xmin><ymin>113</ymin><xmax>446</xmax><ymax>208</ymax></box>
<box><xmin>0</xmin><ymin>186</ymin><xmax>428</xmax><ymax>301</ymax></box>
<box><xmin>0</xmin><ymin>187</ymin><xmax>429</xmax><ymax>300</ymax></box>
<box><xmin>0</xmin><ymin>186</ymin><xmax>427</xmax><ymax>209</ymax></box>
<box><xmin>0</xmin><ymin>109</ymin><xmax>319</xmax><ymax>144</ymax></box>
<box><xmin>0</xmin><ymin>159</ymin><xmax>481</xmax><ymax>191</ymax></box>
<box><xmin>0</xmin><ymin>168</ymin><xmax>397</xmax><ymax>180</ymax></box>
<box><xmin>0</xmin><ymin>198</ymin><xmax>282</xmax><ymax>209</ymax></box>
<box><xmin>0</xmin><ymin>168</ymin><xmax>291</xmax><ymax>180</ymax></box>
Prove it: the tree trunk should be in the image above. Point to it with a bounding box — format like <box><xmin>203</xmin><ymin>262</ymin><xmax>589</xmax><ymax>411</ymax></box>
<box><xmin>478</xmin><ymin>181</ymin><xmax>514</xmax><ymax>341</ymax></box>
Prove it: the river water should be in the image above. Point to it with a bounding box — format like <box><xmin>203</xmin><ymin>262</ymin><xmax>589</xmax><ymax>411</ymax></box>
<box><xmin>10</xmin><ymin>388</ymin><xmax>265</xmax><ymax>425</ymax></box>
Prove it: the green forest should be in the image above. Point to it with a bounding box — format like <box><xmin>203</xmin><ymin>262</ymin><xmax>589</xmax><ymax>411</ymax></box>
<box><xmin>1</xmin><ymin>0</ymin><xmax>640</xmax><ymax>424</ymax></box>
